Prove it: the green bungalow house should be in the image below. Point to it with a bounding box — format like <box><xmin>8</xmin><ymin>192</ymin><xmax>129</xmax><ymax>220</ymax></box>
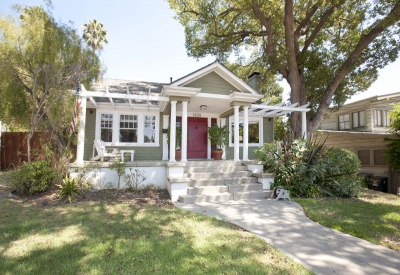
<box><xmin>72</xmin><ymin>61</ymin><xmax>309</xmax><ymax>202</ymax></box>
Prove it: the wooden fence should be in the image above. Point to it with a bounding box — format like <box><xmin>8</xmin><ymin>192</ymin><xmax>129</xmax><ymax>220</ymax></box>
<box><xmin>0</xmin><ymin>132</ymin><xmax>49</xmax><ymax>171</ymax></box>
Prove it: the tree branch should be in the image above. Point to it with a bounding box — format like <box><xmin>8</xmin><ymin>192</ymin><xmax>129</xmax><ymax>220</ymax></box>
<box><xmin>294</xmin><ymin>3</ymin><xmax>319</xmax><ymax>37</ymax></box>
<box><xmin>301</xmin><ymin>0</ymin><xmax>346</xmax><ymax>55</ymax></box>
<box><xmin>312</xmin><ymin>1</ymin><xmax>400</xmax><ymax>130</ymax></box>
<box><xmin>252</xmin><ymin>0</ymin><xmax>288</xmax><ymax>78</ymax></box>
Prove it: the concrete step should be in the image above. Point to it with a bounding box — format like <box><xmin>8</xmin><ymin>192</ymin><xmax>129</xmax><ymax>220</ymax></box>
<box><xmin>232</xmin><ymin>190</ymin><xmax>273</xmax><ymax>200</ymax></box>
<box><xmin>186</xmin><ymin>160</ymin><xmax>242</xmax><ymax>168</ymax></box>
<box><xmin>178</xmin><ymin>192</ymin><xmax>234</xmax><ymax>203</ymax></box>
<box><xmin>227</xmin><ymin>183</ymin><xmax>263</xmax><ymax>192</ymax></box>
<box><xmin>190</xmin><ymin>176</ymin><xmax>258</xmax><ymax>187</ymax></box>
<box><xmin>188</xmin><ymin>171</ymin><xmax>252</xmax><ymax>180</ymax></box>
<box><xmin>187</xmin><ymin>185</ymin><xmax>229</xmax><ymax>195</ymax></box>
<box><xmin>185</xmin><ymin>165</ymin><xmax>248</xmax><ymax>173</ymax></box>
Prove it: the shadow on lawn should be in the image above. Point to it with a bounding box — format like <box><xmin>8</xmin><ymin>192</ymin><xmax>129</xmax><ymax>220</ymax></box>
<box><xmin>0</xmin><ymin>198</ymin><xmax>307</xmax><ymax>274</ymax></box>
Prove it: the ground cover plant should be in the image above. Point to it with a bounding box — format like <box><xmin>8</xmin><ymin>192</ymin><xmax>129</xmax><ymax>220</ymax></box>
<box><xmin>296</xmin><ymin>188</ymin><xmax>400</xmax><ymax>252</ymax></box>
<box><xmin>0</xmin><ymin>172</ymin><xmax>311</xmax><ymax>275</ymax></box>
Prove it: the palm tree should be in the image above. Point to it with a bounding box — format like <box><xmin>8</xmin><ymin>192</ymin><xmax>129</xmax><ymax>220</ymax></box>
<box><xmin>83</xmin><ymin>19</ymin><xmax>108</xmax><ymax>51</ymax></box>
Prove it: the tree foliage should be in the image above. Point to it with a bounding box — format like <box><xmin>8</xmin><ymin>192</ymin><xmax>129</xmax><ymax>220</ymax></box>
<box><xmin>168</xmin><ymin>0</ymin><xmax>400</xmax><ymax>135</ymax></box>
<box><xmin>0</xmin><ymin>5</ymin><xmax>102</xmax><ymax>159</ymax></box>
<box><xmin>385</xmin><ymin>104</ymin><xmax>400</xmax><ymax>171</ymax></box>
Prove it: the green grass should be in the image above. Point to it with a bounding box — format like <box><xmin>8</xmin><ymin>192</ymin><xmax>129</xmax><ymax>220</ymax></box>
<box><xmin>296</xmin><ymin>188</ymin><xmax>400</xmax><ymax>252</ymax></box>
<box><xmin>0</xmin><ymin>196</ymin><xmax>310</xmax><ymax>274</ymax></box>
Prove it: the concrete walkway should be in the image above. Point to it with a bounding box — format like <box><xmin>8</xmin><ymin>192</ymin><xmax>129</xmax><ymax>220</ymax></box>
<box><xmin>175</xmin><ymin>199</ymin><xmax>400</xmax><ymax>275</ymax></box>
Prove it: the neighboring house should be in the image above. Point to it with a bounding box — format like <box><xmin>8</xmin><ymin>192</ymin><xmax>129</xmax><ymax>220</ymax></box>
<box><xmin>71</xmin><ymin>61</ymin><xmax>309</xmax><ymax>201</ymax></box>
<box><xmin>318</xmin><ymin>92</ymin><xmax>400</xmax><ymax>194</ymax></box>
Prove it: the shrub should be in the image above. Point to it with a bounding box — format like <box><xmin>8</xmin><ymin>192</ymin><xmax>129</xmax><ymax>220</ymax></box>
<box><xmin>10</xmin><ymin>160</ymin><xmax>56</xmax><ymax>195</ymax></box>
<box><xmin>316</xmin><ymin>148</ymin><xmax>361</xmax><ymax>197</ymax></box>
<box><xmin>57</xmin><ymin>176</ymin><xmax>80</xmax><ymax>203</ymax></box>
<box><xmin>124</xmin><ymin>168</ymin><xmax>147</xmax><ymax>192</ymax></box>
<box><xmin>255</xmin><ymin>139</ymin><xmax>361</xmax><ymax>198</ymax></box>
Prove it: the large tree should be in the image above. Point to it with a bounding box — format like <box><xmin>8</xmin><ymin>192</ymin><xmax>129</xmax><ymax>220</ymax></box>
<box><xmin>169</xmin><ymin>0</ymin><xmax>400</xmax><ymax>136</ymax></box>
<box><xmin>0</xmin><ymin>5</ymin><xmax>102</xmax><ymax>161</ymax></box>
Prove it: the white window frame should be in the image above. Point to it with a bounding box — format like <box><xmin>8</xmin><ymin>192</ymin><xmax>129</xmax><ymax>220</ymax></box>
<box><xmin>352</xmin><ymin>110</ymin><xmax>365</xmax><ymax>128</ymax></box>
<box><xmin>95</xmin><ymin>108</ymin><xmax>160</xmax><ymax>147</ymax></box>
<box><xmin>119</xmin><ymin>114</ymin><xmax>138</xmax><ymax>144</ymax></box>
<box><xmin>228</xmin><ymin>116</ymin><xmax>263</xmax><ymax>147</ymax></box>
<box><xmin>338</xmin><ymin>114</ymin><xmax>350</xmax><ymax>130</ymax></box>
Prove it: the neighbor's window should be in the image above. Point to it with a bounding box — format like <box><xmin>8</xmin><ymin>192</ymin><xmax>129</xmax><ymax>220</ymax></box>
<box><xmin>374</xmin><ymin>110</ymin><xmax>390</xmax><ymax>127</ymax></box>
<box><xmin>338</xmin><ymin>114</ymin><xmax>350</xmax><ymax>130</ymax></box>
<box><xmin>119</xmin><ymin>115</ymin><xmax>137</xmax><ymax>143</ymax></box>
<box><xmin>373</xmin><ymin>150</ymin><xmax>388</xmax><ymax>165</ymax></box>
<box><xmin>100</xmin><ymin>114</ymin><xmax>113</xmax><ymax>142</ymax></box>
<box><xmin>357</xmin><ymin>150</ymin><xmax>370</xmax><ymax>165</ymax></box>
<box><xmin>144</xmin><ymin>115</ymin><xmax>156</xmax><ymax>143</ymax></box>
<box><xmin>352</xmin><ymin>111</ymin><xmax>365</xmax><ymax>128</ymax></box>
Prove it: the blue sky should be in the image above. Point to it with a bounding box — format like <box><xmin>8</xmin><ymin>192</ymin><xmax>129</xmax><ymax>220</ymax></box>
<box><xmin>1</xmin><ymin>0</ymin><xmax>399</xmax><ymax>100</ymax></box>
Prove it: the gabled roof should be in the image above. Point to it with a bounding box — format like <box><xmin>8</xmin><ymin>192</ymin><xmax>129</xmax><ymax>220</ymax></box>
<box><xmin>170</xmin><ymin>60</ymin><xmax>259</xmax><ymax>94</ymax></box>
<box><xmin>345</xmin><ymin>91</ymin><xmax>400</xmax><ymax>106</ymax></box>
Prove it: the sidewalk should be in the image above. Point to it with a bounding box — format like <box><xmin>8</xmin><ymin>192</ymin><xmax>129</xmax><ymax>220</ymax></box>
<box><xmin>175</xmin><ymin>199</ymin><xmax>400</xmax><ymax>275</ymax></box>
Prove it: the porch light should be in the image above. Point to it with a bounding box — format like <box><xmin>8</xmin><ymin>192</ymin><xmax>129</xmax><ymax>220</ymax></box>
<box><xmin>200</xmin><ymin>105</ymin><xmax>207</xmax><ymax>110</ymax></box>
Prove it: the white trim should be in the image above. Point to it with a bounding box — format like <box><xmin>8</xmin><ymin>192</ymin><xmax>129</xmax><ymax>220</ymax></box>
<box><xmin>196</xmin><ymin>93</ymin><xmax>230</xmax><ymax>99</ymax></box>
<box><xmin>170</xmin><ymin>61</ymin><xmax>260</xmax><ymax>94</ymax></box>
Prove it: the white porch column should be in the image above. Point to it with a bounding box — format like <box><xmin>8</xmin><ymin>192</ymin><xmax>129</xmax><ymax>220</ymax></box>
<box><xmin>181</xmin><ymin>101</ymin><xmax>188</xmax><ymax>162</ymax></box>
<box><xmin>220</xmin><ymin>118</ymin><xmax>227</xmax><ymax>160</ymax></box>
<box><xmin>234</xmin><ymin>105</ymin><xmax>240</xmax><ymax>161</ymax></box>
<box><xmin>302</xmin><ymin>111</ymin><xmax>307</xmax><ymax>139</ymax></box>
<box><xmin>243</xmin><ymin>106</ymin><xmax>249</xmax><ymax>161</ymax></box>
<box><xmin>207</xmin><ymin>117</ymin><xmax>211</xmax><ymax>159</ymax></box>
<box><xmin>169</xmin><ymin>101</ymin><xmax>177</xmax><ymax>162</ymax></box>
<box><xmin>76</xmin><ymin>94</ymin><xmax>87</xmax><ymax>164</ymax></box>
<box><xmin>162</xmin><ymin>115</ymin><xmax>169</xmax><ymax>161</ymax></box>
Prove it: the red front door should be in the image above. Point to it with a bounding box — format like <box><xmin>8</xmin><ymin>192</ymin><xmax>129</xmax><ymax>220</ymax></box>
<box><xmin>187</xmin><ymin>117</ymin><xmax>208</xmax><ymax>159</ymax></box>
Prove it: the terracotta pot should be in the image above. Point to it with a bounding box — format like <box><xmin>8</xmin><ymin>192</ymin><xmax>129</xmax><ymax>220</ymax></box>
<box><xmin>175</xmin><ymin>150</ymin><xmax>181</xmax><ymax>160</ymax></box>
<box><xmin>213</xmin><ymin>150</ymin><xmax>223</xmax><ymax>160</ymax></box>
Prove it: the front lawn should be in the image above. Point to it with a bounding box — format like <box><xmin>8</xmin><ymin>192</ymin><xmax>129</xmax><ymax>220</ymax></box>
<box><xmin>296</xmin><ymin>188</ymin><xmax>400</xmax><ymax>252</ymax></box>
<box><xmin>0</xmin><ymin>181</ymin><xmax>310</xmax><ymax>274</ymax></box>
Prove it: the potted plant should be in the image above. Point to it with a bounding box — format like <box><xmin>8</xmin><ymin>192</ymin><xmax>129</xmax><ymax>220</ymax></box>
<box><xmin>208</xmin><ymin>125</ymin><xmax>228</xmax><ymax>160</ymax></box>
<box><xmin>167</xmin><ymin>126</ymin><xmax>183</xmax><ymax>160</ymax></box>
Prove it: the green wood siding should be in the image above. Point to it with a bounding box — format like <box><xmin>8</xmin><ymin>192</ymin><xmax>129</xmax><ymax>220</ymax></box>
<box><xmin>184</xmin><ymin>72</ymin><xmax>239</xmax><ymax>95</ymax></box>
<box><xmin>84</xmin><ymin>109</ymin><xmax>96</xmax><ymax>160</ymax></box>
<box><xmin>263</xmin><ymin>118</ymin><xmax>274</xmax><ymax>143</ymax></box>
<box><xmin>83</xmin><ymin>110</ymin><xmax>164</xmax><ymax>161</ymax></box>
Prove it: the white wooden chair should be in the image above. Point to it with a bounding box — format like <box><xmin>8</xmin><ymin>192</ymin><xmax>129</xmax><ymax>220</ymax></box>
<box><xmin>91</xmin><ymin>140</ymin><xmax>119</xmax><ymax>161</ymax></box>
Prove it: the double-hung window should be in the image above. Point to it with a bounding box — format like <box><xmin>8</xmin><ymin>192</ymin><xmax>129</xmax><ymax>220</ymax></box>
<box><xmin>338</xmin><ymin>114</ymin><xmax>350</xmax><ymax>130</ymax></box>
<box><xmin>352</xmin><ymin>111</ymin><xmax>365</xmax><ymax>128</ymax></box>
<box><xmin>374</xmin><ymin>110</ymin><xmax>390</xmax><ymax>127</ymax></box>
<box><xmin>100</xmin><ymin>114</ymin><xmax>113</xmax><ymax>142</ymax></box>
<box><xmin>119</xmin><ymin>115</ymin><xmax>138</xmax><ymax>143</ymax></box>
<box><xmin>98</xmin><ymin>112</ymin><xmax>159</xmax><ymax>146</ymax></box>
<box><xmin>144</xmin><ymin>115</ymin><xmax>156</xmax><ymax>144</ymax></box>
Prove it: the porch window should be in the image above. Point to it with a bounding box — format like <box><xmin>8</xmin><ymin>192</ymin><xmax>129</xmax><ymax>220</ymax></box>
<box><xmin>374</xmin><ymin>110</ymin><xmax>390</xmax><ymax>127</ymax></box>
<box><xmin>144</xmin><ymin>115</ymin><xmax>156</xmax><ymax>143</ymax></box>
<box><xmin>338</xmin><ymin>114</ymin><xmax>350</xmax><ymax>130</ymax></box>
<box><xmin>352</xmin><ymin>111</ymin><xmax>365</xmax><ymax>128</ymax></box>
<box><xmin>229</xmin><ymin>118</ymin><xmax>262</xmax><ymax>146</ymax></box>
<box><xmin>119</xmin><ymin>115</ymin><xmax>137</xmax><ymax>143</ymax></box>
<box><xmin>100</xmin><ymin>114</ymin><xmax>113</xmax><ymax>142</ymax></box>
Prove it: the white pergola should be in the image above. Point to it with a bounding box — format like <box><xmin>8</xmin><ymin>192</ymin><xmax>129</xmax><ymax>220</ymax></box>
<box><xmin>74</xmin><ymin>85</ymin><xmax>311</xmax><ymax>164</ymax></box>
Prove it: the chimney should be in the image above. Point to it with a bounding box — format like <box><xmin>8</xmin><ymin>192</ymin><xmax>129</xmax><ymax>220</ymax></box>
<box><xmin>170</xmin><ymin>77</ymin><xmax>173</xmax><ymax>83</ymax></box>
<box><xmin>247</xmin><ymin>72</ymin><xmax>261</xmax><ymax>92</ymax></box>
